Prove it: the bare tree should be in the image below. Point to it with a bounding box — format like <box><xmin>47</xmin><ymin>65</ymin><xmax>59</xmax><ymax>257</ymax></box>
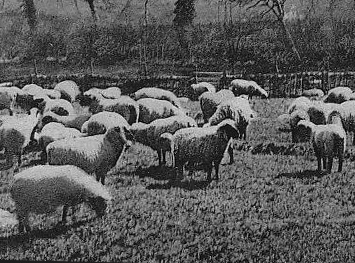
<box><xmin>85</xmin><ymin>0</ymin><xmax>97</xmax><ymax>22</ymax></box>
<box><xmin>234</xmin><ymin>0</ymin><xmax>301</xmax><ymax>62</ymax></box>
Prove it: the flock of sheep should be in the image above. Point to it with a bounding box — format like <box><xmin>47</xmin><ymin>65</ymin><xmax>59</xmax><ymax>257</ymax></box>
<box><xmin>277</xmin><ymin>86</ymin><xmax>355</xmax><ymax>173</ymax></box>
<box><xmin>0</xmin><ymin>77</ymin><xmax>265</xmax><ymax>234</ymax></box>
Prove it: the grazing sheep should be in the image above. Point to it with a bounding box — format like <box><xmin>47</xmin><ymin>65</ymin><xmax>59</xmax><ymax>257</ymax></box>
<box><xmin>81</xmin><ymin>111</ymin><xmax>129</xmax><ymax>136</ymax></box>
<box><xmin>54</xmin><ymin>80</ymin><xmax>81</xmax><ymax>103</ymax></box>
<box><xmin>36</xmin><ymin>122</ymin><xmax>85</xmax><ymax>162</ymax></box>
<box><xmin>304</xmin><ymin>111</ymin><xmax>346</xmax><ymax>173</ymax></box>
<box><xmin>168</xmin><ymin>119</ymin><xmax>239</xmax><ymax>181</ymax></box>
<box><xmin>130</xmin><ymin>115</ymin><xmax>197</xmax><ymax>165</ymax></box>
<box><xmin>323</xmin><ymin>86</ymin><xmax>353</xmax><ymax>104</ymax></box>
<box><xmin>100</xmin><ymin>87</ymin><xmax>121</xmax><ymax>99</ymax></box>
<box><xmin>40</xmin><ymin>97</ymin><xmax>75</xmax><ymax>116</ymax></box>
<box><xmin>287</xmin><ymin>96</ymin><xmax>313</xmax><ymax>114</ymax></box>
<box><xmin>191</xmin><ymin>82</ymin><xmax>216</xmax><ymax>98</ymax></box>
<box><xmin>137</xmin><ymin>98</ymin><xmax>185</xmax><ymax>124</ymax></box>
<box><xmin>199</xmin><ymin>89</ymin><xmax>235</xmax><ymax>123</ymax></box>
<box><xmin>302</xmin><ymin>88</ymin><xmax>325</xmax><ymax>99</ymax></box>
<box><xmin>0</xmin><ymin>108</ymin><xmax>41</xmax><ymax>171</ymax></box>
<box><xmin>47</xmin><ymin>126</ymin><xmax>133</xmax><ymax>185</ymax></box>
<box><xmin>90</xmin><ymin>96</ymin><xmax>139</xmax><ymax>125</ymax></box>
<box><xmin>331</xmin><ymin>100</ymin><xmax>355</xmax><ymax>145</ymax></box>
<box><xmin>38</xmin><ymin>111</ymin><xmax>92</xmax><ymax>131</ymax></box>
<box><xmin>134</xmin><ymin>87</ymin><xmax>182</xmax><ymax>109</ymax></box>
<box><xmin>10</xmin><ymin>165</ymin><xmax>112</xmax><ymax>233</ymax></box>
<box><xmin>229</xmin><ymin>79</ymin><xmax>268</xmax><ymax>99</ymax></box>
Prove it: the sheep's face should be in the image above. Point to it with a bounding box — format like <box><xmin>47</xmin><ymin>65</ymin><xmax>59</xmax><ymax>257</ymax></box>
<box><xmin>88</xmin><ymin>196</ymin><xmax>107</xmax><ymax>217</ymax></box>
<box><xmin>219</xmin><ymin>123</ymin><xmax>239</xmax><ymax>140</ymax></box>
<box><xmin>294</xmin><ymin>123</ymin><xmax>313</xmax><ymax>142</ymax></box>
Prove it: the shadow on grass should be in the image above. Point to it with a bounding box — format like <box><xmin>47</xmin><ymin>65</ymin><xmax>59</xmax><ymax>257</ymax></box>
<box><xmin>147</xmin><ymin>178</ymin><xmax>211</xmax><ymax>191</ymax></box>
<box><xmin>276</xmin><ymin>169</ymin><xmax>326</xmax><ymax>179</ymax></box>
<box><xmin>0</xmin><ymin>217</ymin><xmax>95</xmax><ymax>251</ymax></box>
<box><xmin>135</xmin><ymin>165</ymin><xmax>176</xmax><ymax>181</ymax></box>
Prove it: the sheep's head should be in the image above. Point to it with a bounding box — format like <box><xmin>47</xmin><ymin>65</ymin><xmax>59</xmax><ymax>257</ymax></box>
<box><xmin>88</xmin><ymin>196</ymin><xmax>109</xmax><ymax>217</ymax></box>
<box><xmin>295</xmin><ymin>120</ymin><xmax>315</xmax><ymax>142</ymax></box>
<box><xmin>327</xmin><ymin>110</ymin><xmax>343</xmax><ymax>127</ymax></box>
<box><xmin>217</xmin><ymin>119</ymin><xmax>239</xmax><ymax>139</ymax></box>
<box><xmin>290</xmin><ymin>109</ymin><xmax>309</xmax><ymax>128</ymax></box>
<box><xmin>106</xmin><ymin>126</ymin><xmax>133</xmax><ymax>149</ymax></box>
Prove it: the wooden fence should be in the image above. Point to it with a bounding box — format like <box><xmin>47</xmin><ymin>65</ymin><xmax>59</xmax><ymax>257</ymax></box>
<box><xmin>2</xmin><ymin>71</ymin><xmax>355</xmax><ymax>100</ymax></box>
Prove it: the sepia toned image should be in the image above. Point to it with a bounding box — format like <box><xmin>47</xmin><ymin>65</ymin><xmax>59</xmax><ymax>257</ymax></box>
<box><xmin>1</xmin><ymin>0</ymin><xmax>355</xmax><ymax>262</ymax></box>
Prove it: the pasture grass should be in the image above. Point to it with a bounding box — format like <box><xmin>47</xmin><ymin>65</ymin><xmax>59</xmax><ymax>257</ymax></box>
<box><xmin>1</xmin><ymin>98</ymin><xmax>355</xmax><ymax>262</ymax></box>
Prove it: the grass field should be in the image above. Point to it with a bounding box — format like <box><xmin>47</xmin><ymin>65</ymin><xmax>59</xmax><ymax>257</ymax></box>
<box><xmin>1</xmin><ymin>97</ymin><xmax>355</xmax><ymax>262</ymax></box>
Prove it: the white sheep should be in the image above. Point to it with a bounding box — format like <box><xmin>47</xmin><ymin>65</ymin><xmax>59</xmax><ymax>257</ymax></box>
<box><xmin>36</xmin><ymin>122</ymin><xmax>85</xmax><ymax>162</ymax></box>
<box><xmin>47</xmin><ymin>126</ymin><xmax>133</xmax><ymax>185</ymax></box>
<box><xmin>0</xmin><ymin>108</ymin><xmax>41</xmax><ymax>171</ymax></box>
<box><xmin>0</xmin><ymin>86</ymin><xmax>25</xmax><ymax>115</ymax></box>
<box><xmin>84</xmin><ymin>88</ymin><xmax>102</xmax><ymax>100</ymax></box>
<box><xmin>22</xmin><ymin>84</ymin><xmax>44</xmax><ymax>97</ymax></box>
<box><xmin>43</xmin><ymin>89</ymin><xmax>61</xmax><ymax>100</ymax></box>
<box><xmin>41</xmin><ymin>97</ymin><xmax>75</xmax><ymax>116</ymax></box>
<box><xmin>81</xmin><ymin>111</ymin><xmax>129</xmax><ymax>136</ymax></box>
<box><xmin>331</xmin><ymin>100</ymin><xmax>355</xmax><ymax>145</ymax></box>
<box><xmin>323</xmin><ymin>86</ymin><xmax>353</xmax><ymax>104</ymax></box>
<box><xmin>90</xmin><ymin>95</ymin><xmax>139</xmax><ymax>125</ymax></box>
<box><xmin>100</xmin><ymin>87</ymin><xmax>121</xmax><ymax>99</ymax></box>
<box><xmin>287</xmin><ymin>96</ymin><xmax>313</xmax><ymax>114</ymax></box>
<box><xmin>298</xmin><ymin>111</ymin><xmax>346</xmax><ymax>173</ymax></box>
<box><xmin>191</xmin><ymin>82</ymin><xmax>216</xmax><ymax>98</ymax></box>
<box><xmin>54</xmin><ymin>80</ymin><xmax>81</xmax><ymax>103</ymax></box>
<box><xmin>302</xmin><ymin>88</ymin><xmax>325</xmax><ymax>99</ymax></box>
<box><xmin>229</xmin><ymin>79</ymin><xmax>268</xmax><ymax>99</ymax></box>
<box><xmin>130</xmin><ymin>115</ymin><xmax>197</xmax><ymax>165</ymax></box>
<box><xmin>0</xmin><ymin>82</ymin><xmax>13</xmax><ymax>87</ymax></box>
<box><xmin>199</xmin><ymin>89</ymin><xmax>235</xmax><ymax>123</ymax></box>
<box><xmin>38</xmin><ymin>111</ymin><xmax>92</xmax><ymax>131</ymax></box>
<box><xmin>137</xmin><ymin>98</ymin><xmax>185</xmax><ymax>124</ymax></box>
<box><xmin>167</xmin><ymin>119</ymin><xmax>239</xmax><ymax>181</ymax></box>
<box><xmin>134</xmin><ymin>87</ymin><xmax>182</xmax><ymax>109</ymax></box>
<box><xmin>10</xmin><ymin>164</ymin><xmax>112</xmax><ymax>233</ymax></box>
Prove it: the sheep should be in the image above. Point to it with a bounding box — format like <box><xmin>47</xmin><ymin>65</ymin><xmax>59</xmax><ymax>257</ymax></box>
<box><xmin>137</xmin><ymin>98</ymin><xmax>186</xmax><ymax>124</ymax></box>
<box><xmin>54</xmin><ymin>80</ymin><xmax>81</xmax><ymax>103</ymax></box>
<box><xmin>167</xmin><ymin>119</ymin><xmax>240</xmax><ymax>181</ymax></box>
<box><xmin>43</xmin><ymin>89</ymin><xmax>61</xmax><ymax>100</ymax></box>
<box><xmin>199</xmin><ymin>89</ymin><xmax>235</xmax><ymax>123</ymax></box>
<box><xmin>36</xmin><ymin>122</ymin><xmax>85</xmax><ymax>162</ymax></box>
<box><xmin>0</xmin><ymin>108</ymin><xmax>41</xmax><ymax>171</ymax></box>
<box><xmin>0</xmin><ymin>86</ymin><xmax>25</xmax><ymax>115</ymax></box>
<box><xmin>134</xmin><ymin>87</ymin><xmax>182</xmax><ymax>109</ymax></box>
<box><xmin>299</xmin><ymin>111</ymin><xmax>346</xmax><ymax>173</ymax></box>
<box><xmin>287</xmin><ymin>96</ymin><xmax>313</xmax><ymax>114</ymax></box>
<box><xmin>229</xmin><ymin>79</ymin><xmax>268</xmax><ymax>99</ymax></box>
<box><xmin>100</xmin><ymin>87</ymin><xmax>121</xmax><ymax>99</ymax></box>
<box><xmin>323</xmin><ymin>86</ymin><xmax>353</xmax><ymax>104</ymax></box>
<box><xmin>302</xmin><ymin>88</ymin><xmax>325</xmax><ymax>99</ymax></box>
<box><xmin>130</xmin><ymin>115</ymin><xmax>197</xmax><ymax>165</ymax></box>
<box><xmin>331</xmin><ymin>100</ymin><xmax>355</xmax><ymax>145</ymax></box>
<box><xmin>0</xmin><ymin>82</ymin><xmax>12</xmax><ymax>87</ymax></box>
<box><xmin>22</xmin><ymin>84</ymin><xmax>44</xmax><ymax>97</ymax></box>
<box><xmin>47</xmin><ymin>126</ymin><xmax>133</xmax><ymax>185</ymax></box>
<box><xmin>38</xmin><ymin>111</ymin><xmax>92</xmax><ymax>131</ymax></box>
<box><xmin>81</xmin><ymin>111</ymin><xmax>129</xmax><ymax>136</ymax></box>
<box><xmin>40</xmin><ymin>97</ymin><xmax>75</xmax><ymax>116</ymax></box>
<box><xmin>89</xmin><ymin>96</ymin><xmax>139</xmax><ymax>125</ymax></box>
<box><xmin>276</xmin><ymin>113</ymin><xmax>292</xmax><ymax>133</ymax></box>
<box><xmin>10</xmin><ymin>164</ymin><xmax>112</xmax><ymax>233</ymax></box>
<box><xmin>191</xmin><ymin>82</ymin><xmax>216</xmax><ymax>98</ymax></box>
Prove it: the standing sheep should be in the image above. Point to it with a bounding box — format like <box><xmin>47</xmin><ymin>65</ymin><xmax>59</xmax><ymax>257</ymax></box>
<box><xmin>191</xmin><ymin>82</ymin><xmax>216</xmax><ymax>99</ymax></box>
<box><xmin>134</xmin><ymin>87</ymin><xmax>182</xmax><ymax>109</ymax></box>
<box><xmin>0</xmin><ymin>108</ymin><xmax>41</xmax><ymax>171</ymax></box>
<box><xmin>10</xmin><ymin>165</ymin><xmax>112</xmax><ymax>233</ymax></box>
<box><xmin>302</xmin><ymin>88</ymin><xmax>325</xmax><ymax>99</ymax></box>
<box><xmin>47</xmin><ymin>126</ymin><xmax>133</xmax><ymax>185</ymax></box>
<box><xmin>38</xmin><ymin>111</ymin><xmax>92</xmax><ymax>131</ymax></box>
<box><xmin>137</xmin><ymin>98</ymin><xmax>186</xmax><ymax>124</ymax></box>
<box><xmin>89</xmin><ymin>96</ymin><xmax>139</xmax><ymax>125</ymax></box>
<box><xmin>54</xmin><ymin>80</ymin><xmax>81</xmax><ymax>103</ymax></box>
<box><xmin>229</xmin><ymin>79</ymin><xmax>268</xmax><ymax>99</ymax></box>
<box><xmin>287</xmin><ymin>96</ymin><xmax>313</xmax><ymax>114</ymax></box>
<box><xmin>130</xmin><ymin>115</ymin><xmax>197</xmax><ymax>165</ymax></box>
<box><xmin>199</xmin><ymin>89</ymin><xmax>234</xmax><ymax>123</ymax></box>
<box><xmin>168</xmin><ymin>119</ymin><xmax>239</xmax><ymax>181</ymax></box>
<box><xmin>323</xmin><ymin>86</ymin><xmax>353</xmax><ymax>104</ymax></box>
<box><xmin>81</xmin><ymin>111</ymin><xmax>129</xmax><ymax>136</ymax></box>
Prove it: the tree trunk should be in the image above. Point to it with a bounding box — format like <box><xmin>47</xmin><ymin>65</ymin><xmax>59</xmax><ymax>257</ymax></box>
<box><xmin>73</xmin><ymin>0</ymin><xmax>81</xmax><ymax>15</ymax></box>
<box><xmin>23</xmin><ymin>0</ymin><xmax>37</xmax><ymax>33</ymax></box>
<box><xmin>86</xmin><ymin>0</ymin><xmax>96</xmax><ymax>22</ymax></box>
<box><xmin>279</xmin><ymin>18</ymin><xmax>301</xmax><ymax>62</ymax></box>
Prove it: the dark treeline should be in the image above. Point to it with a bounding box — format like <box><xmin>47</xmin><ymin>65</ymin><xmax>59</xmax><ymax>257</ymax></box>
<box><xmin>2</xmin><ymin>10</ymin><xmax>355</xmax><ymax>75</ymax></box>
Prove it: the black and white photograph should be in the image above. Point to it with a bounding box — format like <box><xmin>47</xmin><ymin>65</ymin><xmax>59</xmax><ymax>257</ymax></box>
<box><xmin>1</xmin><ymin>0</ymin><xmax>355</xmax><ymax>262</ymax></box>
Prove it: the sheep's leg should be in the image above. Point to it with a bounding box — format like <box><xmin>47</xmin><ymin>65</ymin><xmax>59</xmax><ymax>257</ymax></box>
<box><xmin>17</xmin><ymin>211</ymin><xmax>30</xmax><ymax>233</ymax></box>
<box><xmin>157</xmin><ymin>150</ymin><xmax>162</xmax><ymax>166</ymax></box>
<box><xmin>39</xmin><ymin>150</ymin><xmax>47</xmax><ymax>164</ymax></box>
<box><xmin>162</xmin><ymin>150</ymin><xmax>166</xmax><ymax>165</ymax></box>
<box><xmin>322</xmin><ymin>157</ymin><xmax>327</xmax><ymax>170</ymax></box>
<box><xmin>353</xmin><ymin>132</ymin><xmax>355</xmax><ymax>146</ymax></box>
<box><xmin>316</xmin><ymin>156</ymin><xmax>322</xmax><ymax>171</ymax></box>
<box><xmin>228</xmin><ymin>144</ymin><xmax>234</xmax><ymax>164</ymax></box>
<box><xmin>61</xmin><ymin>205</ymin><xmax>68</xmax><ymax>224</ymax></box>
<box><xmin>338</xmin><ymin>157</ymin><xmax>343</xmax><ymax>172</ymax></box>
<box><xmin>206</xmin><ymin>163</ymin><xmax>213</xmax><ymax>182</ymax></box>
<box><xmin>291</xmin><ymin>130</ymin><xmax>297</xmax><ymax>143</ymax></box>
<box><xmin>327</xmin><ymin>157</ymin><xmax>333</xmax><ymax>173</ymax></box>
<box><xmin>214</xmin><ymin>160</ymin><xmax>221</xmax><ymax>181</ymax></box>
